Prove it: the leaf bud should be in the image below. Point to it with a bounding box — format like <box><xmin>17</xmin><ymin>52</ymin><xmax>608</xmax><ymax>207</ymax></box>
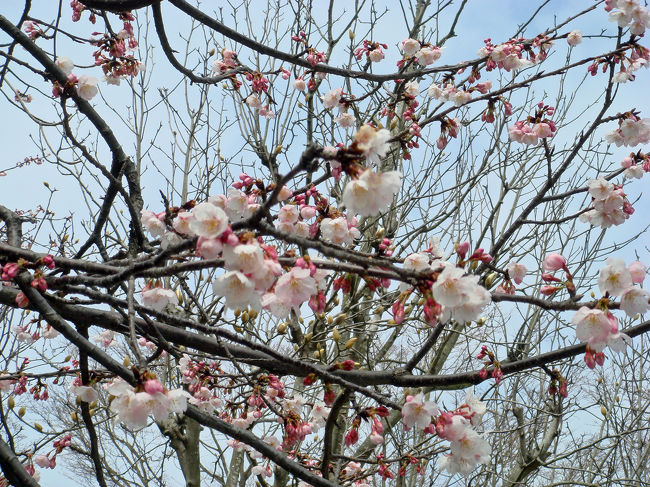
<box><xmin>332</xmin><ymin>328</ymin><xmax>340</xmax><ymax>342</ymax></box>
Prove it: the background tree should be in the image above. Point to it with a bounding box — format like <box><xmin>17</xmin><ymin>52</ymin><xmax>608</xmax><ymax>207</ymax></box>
<box><xmin>1</xmin><ymin>1</ymin><xmax>650</xmax><ymax>486</ymax></box>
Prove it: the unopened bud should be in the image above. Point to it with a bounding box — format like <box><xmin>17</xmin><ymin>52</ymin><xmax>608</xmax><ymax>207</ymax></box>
<box><xmin>375</xmin><ymin>227</ymin><xmax>385</xmax><ymax>239</ymax></box>
<box><xmin>327</xmin><ymin>315</ymin><xmax>333</xmax><ymax>325</ymax></box>
<box><xmin>304</xmin><ymin>332</ymin><xmax>313</xmax><ymax>343</ymax></box>
<box><xmin>277</xmin><ymin>322</ymin><xmax>288</xmax><ymax>334</ymax></box>
<box><xmin>485</xmin><ymin>273</ymin><xmax>497</xmax><ymax>289</ymax></box>
<box><xmin>345</xmin><ymin>337</ymin><xmax>357</xmax><ymax>349</ymax></box>
<box><xmin>208</xmin><ymin>48</ymin><xmax>216</xmax><ymax>56</ymax></box>
<box><xmin>71</xmin><ymin>412</ymin><xmax>78</xmax><ymax>422</ymax></box>
<box><xmin>234</xmin><ymin>325</ymin><xmax>243</xmax><ymax>333</ymax></box>
<box><xmin>234</xmin><ymin>309</ymin><xmax>241</xmax><ymax>317</ymax></box>
<box><xmin>332</xmin><ymin>328</ymin><xmax>340</xmax><ymax>342</ymax></box>
<box><xmin>600</xmin><ymin>405</ymin><xmax>607</xmax><ymax>416</ymax></box>
<box><xmin>18</xmin><ymin>406</ymin><xmax>26</xmax><ymax>417</ymax></box>
<box><xmin>34</xmin><ymin>422</ymin><xmax>43</xmax><ymax>432</ymax></box>
<box><xmin>334</xmin><ymin>313</ymin><xmax>347</xmax><ymax>325</ymax></box>
<box><xmin>241</xmin><ymin>311</ymin><xmax>249</xmax><ymax>323</ymax></box>
<box><xmin>123</xmin><ymin>356</ymin><xmax>130</xmax><ymax>367</ymax></box>
<box><xmin>8</xmin><ymin>396</ymin><xmax>15</xmax><ymax>409</ymax></box>
<box><xmin>349</xmin><ymin>29</ymin><xmax>355</xmax><ymax>40</ymax></box>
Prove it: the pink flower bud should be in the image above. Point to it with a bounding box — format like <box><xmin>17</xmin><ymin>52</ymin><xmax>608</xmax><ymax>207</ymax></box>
<box><xmin>456</xmin><ymin>241</ymin><xmax>470</xmax><ymax>259</ymax></box>
<box><xmin>540</xmin><ymin>285</ymin><xmax>559</xmax><ymax>295</ymax></box>
<box><xmin>543</xmin><ymin>253</ymin><xmax>566</xmax><ymax>272</ymax></box>
<box><xmin>628</xmin><ymin>261</ymin><xmax>646</xmax><ymax>283</ymax></box>
<box><xmin>144</xmin><ymin>379</ymin><xmax>164</xmax><ymax>395</ymax></box>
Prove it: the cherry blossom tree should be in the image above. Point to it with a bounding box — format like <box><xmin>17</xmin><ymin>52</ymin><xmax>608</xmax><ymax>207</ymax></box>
<box><xmin>0</xmin><ymin>1</ymin><xmax>649</xmax><ymax>486</ymax></box>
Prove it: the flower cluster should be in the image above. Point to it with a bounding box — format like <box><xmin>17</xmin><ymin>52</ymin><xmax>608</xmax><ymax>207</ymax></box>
<box><xmin>478</xmin><ymin>38</ymin><xmax>537</xmax><ymax>72</ymax></box>
<box><xmin>579</xmin><ymin>177</ymin><xmax>634</xmax><ymax>228</ymax></box>
<box><xmin>104</xmin><ymin>377</ymin><xmax>190</xmax><ymax>429</ymax></box>
<box><xmin>354</xmin><ymin>40</ymin><xmax>387</xmax><ymax>63</ymax></box>
<box><xmin>342</xmin><ymin>168</ymin><xmax>401</xmax><ymax>216</ymax></box>
<box><xmin>606</xmin><ymin>0</ymin><xmax>650</xmax><ymax>36</ymax></box>
<box><xmin>400</xmin><ymin>391</ymin><xmax>490</xmax><ymax>476</ymax></box>
<box><xmin>604</xmin><ymin>113</ymin><xmax>650</xmax><ymax>146</ymax></box>
<box><xmin>51</xmin><ymin>56</ymin><xmax>100</xmax><ymax>101</ymax></box>
<box><xmin>91</xmin><ymin>12</ymin><xmax>143</xmax><ymax>85</ymax></box>
<box><xmin>427</xmin><ymin>83</ymin><xmax>472</xmax><ymax>107</ymax></box>
<box><xmin>508</xmin><ymin>102</ymin><xmax>556</xmax><ymax>146</ymax></box>
<box><xmin>141</xmin><ymin>282</ymin><xmax>179</xmax><ymax>311</ymax></box>
<box><xmin>398</xmin><ymin>38</ymin><xmax>443</xmax><ymax>67</ymax></box>
<box><xmin>621</xmin><ymin>151</ymin><xmax>650</xmax><ymax>179</ymax></box>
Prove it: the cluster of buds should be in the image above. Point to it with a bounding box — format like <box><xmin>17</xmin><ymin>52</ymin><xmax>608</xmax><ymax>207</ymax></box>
<box><xmin>70</xmin><ymin>0</ymin><xmax>95</xmax><ymax>23</ymax></box>
<box><xmin>508</xmin><ymin>102</ymin><xmax>556</xmax><ymax>146</ymax></box>
<box><xmin>291</xmin><ymin>31</ymin><xmax>326</xmax><ymax>66</ymax></box>
<box><xmin>547</xmin><ymin>369</ymin><xmax>569</xmax><ymax>397</ymax></box>
<box><xmin>476</xmin><ymin>345</ymin><xmax>503</xmax><ymax>383</ymax></box>
<box><xmin>479</xmin><ymin>38</ymin><xmax>536</xmax><ymax>72</ymax></box>
<box><xmin>23</xmin><ymin>21</ymin><xmax>46</xmax><ymax>40</ymax></box>
<box><xmin>354</xmin><ymin>40</ymin><xmax>388</xmax><ymax>63</ymax></box>
<box><xmin>90</xmin><ymin>12</ymin><xmax>142</xmax><ymax>84</ymax></box>
<box><xmin>621</xmin><ymin>150</ymin><xmax>650</xmax><ymax>179</ymax></box>
<box><xmin>436</xmin><ymin>117</ymin><xmax>460</xmax><ymax>150</ymax></box>
<box><xmin>539</xmin><ymin>253</ymin><xmax>575</xmax><ymax>297</ymax></box>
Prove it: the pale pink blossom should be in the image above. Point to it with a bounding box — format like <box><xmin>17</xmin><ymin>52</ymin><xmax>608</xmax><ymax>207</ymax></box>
<box><xmin>368</xmin><ymin>48</ymin><xmax>385</xmax><ymax>63</ymax></box>
<box><xmin>403</xmin><ymin>252</ymin><xmax>431</xmax><ymax>273</ymax></box>
<box><xmin>246</xmin><ymin>94</ymin><xmax>262</xmax><ymax>109</ymax></box>
<box><xmin>212</xmin><ymin>271</ymin><xmax>260</xmax><ymax>309</ymax></box>
<box><xmin>401</xmin><ymin>392</ymin><xmax>438</xmax><ymax>430</ymax></box>
<box><xmin>172</xmin><ymin>211</ymin><xmax>194</xmax><ymax>235</ymax></box>
<box><xmin>416</xmin><ymin>46</ymin><xmax>443</xmax><ymax>66</ymax></box>
<box><xmin>400</xmin><ymin>38</ymin><xmax>420</xmax><ymax>57</ymax></box>
<box><xmin>321</xmin><ymin>88</ymin><xmax>343</xmax><ymax>109</ymax></box>
<box><xmin>277</xmin><ymin>185</ymin><xmax>293</xmax><ymax>201</ymax></box>
<box><xmin>354</xmin><ymin>125</ymin><xmax>391</xmax><ymax>164</ymax></box>
<box><xmin>320</xmin><ymin>217</ymin><xmax>360</xmax><ymax>245</ymax></box>
<box><xmin>567</xmin><ymin>30</ymin><xmax>583</xmax><ymax>46</ymax></box>
<box><xmin>189</xmin><ymin>202</ymin><xmax>229</xmax><ymax>238</ymax></box>
<box><xmin>278</xmin><ymin>205</ymin><xmax>300</xmax><ymax>224</ymax></box>
<box><xmin>76</xmin><ymin>75</ymin><xmax>99</xmax><ymax>100</ymax></box>
<box><xmin>404</xmin><ymin>81</ymin><xmax>420</xmax><ymax>97</ymax></box>
<box><xmin>293</xmin><ymin>78</ymin><xmax>306</xmax><ymax>91</ymax></box>
<box><xmin>55</xmin><ymin>56</ymin><xmax>75</xmax><ymax>75</ymax></box>
<box><xmin>141</xmin><ymin>210</ymin><xmax>166</xmax><ymax>237</ymax></box>
<box><xmin>620</xmin><ymin>287</ymin><xmax>650</xmax><ymax>317</ymax></box>
<box><xmin>196</xmin><ymin>237</ymin><xmax>223</xmax><ymax>259</ymax></box>
<box><xmin>273</xmin><ymin>267</ymin><xmax>317</xmax><ymax>308</ymax></box>
<box><xmin>334</xmin><ymin>111</ymin><xmax>356</xmax><ymax>128</ymax></box>
<box><xmin>222</xmin><ymin>243</ymin><xmax>264</xmax><ymax>274</ymax></box>
<box><xmin>598</xmin><ymin>258</ymin><xmax>633</xmax><ymax>296</ymax></box>
<box><xmin>628</xmin><ymin>261</ymin><xmax>646</xmax><ymax>283</ymax></box>
<box><xmin>507</xmin><ymin>262</ymin><xmax>527</xmax><ymax>284</ymax></box>
<box><xmin>342</xmin><ymin>169</ymin><xmax>401</xmax><ymax>216</ymax></box>
<box><xmin>573</xmin><ymin>307</ymin><xmax>614</xmax><ymax>352</ymax></box>
<box><xmin>142</xmin><ymin>287</ymin><xmax>178</xmax><ymax>311</ymax></box>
